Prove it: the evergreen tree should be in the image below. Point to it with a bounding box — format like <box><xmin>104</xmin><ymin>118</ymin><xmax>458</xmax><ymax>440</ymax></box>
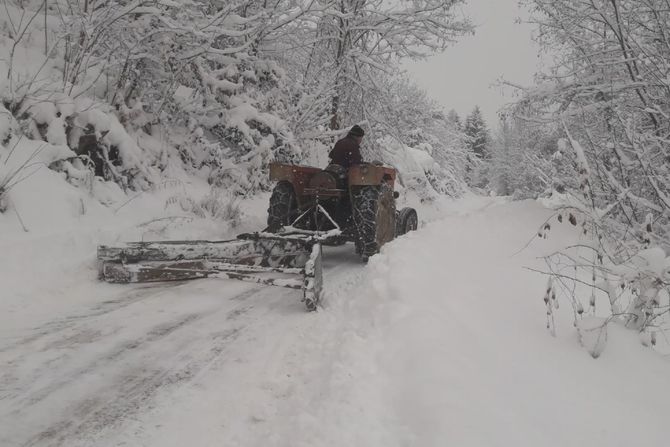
<box><xmin>446</xmin><ymin>109</ymin><xmax>462</xmax><ymax>130</ymax></box>
<box><xmin>464</xmin><ymin>107</ymin><xmax>490</xmax><ymax>159</ymax></box>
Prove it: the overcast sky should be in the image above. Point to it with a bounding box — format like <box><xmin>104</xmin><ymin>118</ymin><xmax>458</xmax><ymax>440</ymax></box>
<box><xmin>403</xmin><ymin>0</ymin><xmax>541</xmax><ymax>128</ymax></box>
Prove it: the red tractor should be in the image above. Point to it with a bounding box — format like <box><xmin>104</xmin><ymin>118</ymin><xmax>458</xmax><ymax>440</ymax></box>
<box><xmin>266</xmin><ymin>162</ymin><xmax>418</xmax><ymax>259</ymax></box>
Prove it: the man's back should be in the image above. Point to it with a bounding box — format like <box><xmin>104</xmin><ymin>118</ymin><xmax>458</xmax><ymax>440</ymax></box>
<box><xmin>329</xmin><ymin>135</ymin><xmax>362</xmax><ymax>169</ymax></box>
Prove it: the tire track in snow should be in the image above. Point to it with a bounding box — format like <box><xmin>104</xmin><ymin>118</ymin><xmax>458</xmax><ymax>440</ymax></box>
<box><xmin>0</xmin><ymin>280</ymin><xmax>254</xmax><ymax>402</ymax></box>
<box><xmin>0</xmin><ymin>283</ymin><xmax>184</xmax><ymax>354</ymax></box>
<box><xmin>23</xmin><ymin>327</ymin><xmax>244</xmax><ymax>447</ymax></box>
<box><xmin>1</xmin><ymin>285</ymin><xmax>266</xmax><ymax>447</ymax></box>
<box><xmin>6</xmin><ymin>285</ymin><xmax>258</xmax><ymax>406</ymax></box>
<box><xmin>0</xmin><ymin>283</ymin><xmax>193</xmax><ymax>402</ymax></box>
<box><xmin>4</xmin><ymin>312</ymin><xmax>205</xmax><ymax>406</ymax></box>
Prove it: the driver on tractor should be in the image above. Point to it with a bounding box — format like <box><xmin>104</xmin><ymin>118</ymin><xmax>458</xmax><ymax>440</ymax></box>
<box><xmin>264</xmin><ymin>122</ymin><xmax>418</xmax><ymax>260</ymax></box>
<box><xmin>328</xmin><ymin>125</ymin><xmax>365</xmax><ymax>169</ymax></box>
<box><xmin>324</xmin><ymin>124</ymin><xmax>365</xmax><ymax>232</ymax></box>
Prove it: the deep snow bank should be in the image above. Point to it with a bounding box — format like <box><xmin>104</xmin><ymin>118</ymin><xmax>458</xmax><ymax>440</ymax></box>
<box><xmin>288</xmin><ymin>197</ymin><xmax>670</xmax><ymax>447</ymax></box>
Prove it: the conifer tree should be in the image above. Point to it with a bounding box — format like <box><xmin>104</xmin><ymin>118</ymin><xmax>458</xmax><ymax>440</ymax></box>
<box><xmin>446</xmin><ymin>109</ymin><xmax>462</xmax><ymax>130</ymax></box>
<box><xmin>463</xmin><ymin>106</ymin><xmax>490</xmax><ymax>159</ymax></box>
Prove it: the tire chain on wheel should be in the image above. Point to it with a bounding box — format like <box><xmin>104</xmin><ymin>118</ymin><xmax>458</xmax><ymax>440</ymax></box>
<box><xmin>351</xmin><ymin>183</ymin><xmax>395</xmax><ymax>257</ymax></box>
<box><xmin>267</xmin><ymin>182</ymin><xmax>297</xmax><ymax>232</ymax></box>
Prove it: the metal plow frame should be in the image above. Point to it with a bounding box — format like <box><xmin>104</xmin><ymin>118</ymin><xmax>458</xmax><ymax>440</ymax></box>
<box><xmin>98</xmin><ymin>233</ymin><xmax>324</xmax><ymax>311</ymax></box>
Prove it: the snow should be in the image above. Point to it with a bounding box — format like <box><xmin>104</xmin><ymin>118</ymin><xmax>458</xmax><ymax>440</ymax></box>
<box><xmin>2</xmin><ymin>1</ymin><xmax>668</xmax><ymax>443</ymax></box>
<box><xmin>2</xmin><ymin>191</ymin><xmax>670</xmax><ymax>446</ymax></box>
<box><xmin>25</xmin><ymin>100</ymin><xmax>58</xmax><ymax>125</ymax></box>
<box><xmin>199</xmin><ymin>65</ymin><xmax>243</xmax><ymax>93</ymax></box>
<box><xmin>1</xmin><ymin>137</ymin><xmax>76</xmax><ymax>195</ymax></box>
<box><xmin>577</xmin><ymin>316</ymin><xmax>609</xmax><ymax>358</ymax></box>
<box><xmin>227</xmin><ymin>103</ymin><xmax>286</xmax><ymax>139</ymax></box>
<box><xmin>377</xmin><ymin>135</ymin><xmax>454</xmax><ymax>200</ymax></box>
<box><xmin>74</xmin><ymin>103</ymin><xmax>148</xmax><ymax>172</ymax></box>
<box><xmin>0</xmin><ymin>105</ymin><xmax>15</xmax><ymax>144</ymax></box>
<box><xmin>46</xmin><ymin>116</ymin><xmax>67</xmax><ymax>145</ymax></box>
<box><xmin>174</xmin><ymin>85</ymin><xmax>196</xmax><ymax>103</ymax></box>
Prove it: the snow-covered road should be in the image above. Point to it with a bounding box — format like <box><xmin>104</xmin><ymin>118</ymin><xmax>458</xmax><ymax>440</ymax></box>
<box><xmin>2</xmin><ymin>197</ymin><xmax>670</xmax><ymax>447</ymax></box>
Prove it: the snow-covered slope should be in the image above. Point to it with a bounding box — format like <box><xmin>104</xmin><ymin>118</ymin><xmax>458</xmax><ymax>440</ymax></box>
<box><xmin>1</xmin><ymin>197</ymin><xmax>669</xmax><ymax>447</ymax></box>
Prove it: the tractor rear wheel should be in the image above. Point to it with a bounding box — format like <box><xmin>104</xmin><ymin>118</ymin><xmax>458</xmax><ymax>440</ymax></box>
<box><xmin>267</xmin><ymin>181</ymin><xmax>297</xmax><ymax>232</ymax></box>
<box><xmin>351</xmin><ymin>182</ymin><xmax>396</xmax><ymax>259</ymax></box>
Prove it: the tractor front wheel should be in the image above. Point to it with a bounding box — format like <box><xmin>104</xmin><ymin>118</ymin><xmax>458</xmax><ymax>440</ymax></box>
<box><xmin>351</xmin><ymin>183</ymin><xmax>396</xmax><ymax>259</ymax></box>
<box><xmin>396</xmin><ymin>207</ymin><xmax>418</xmax><ymax>236</ymax></box>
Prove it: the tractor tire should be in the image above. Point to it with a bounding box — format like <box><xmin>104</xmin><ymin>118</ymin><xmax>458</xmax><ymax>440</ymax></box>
<box><xmin>351</xmin><ymin>182</ymin><xmax>396</xmax><ymax>259</ymax></box>
<box><xmin>396</xmin><ymin>207</ymin><xmax>418</xmax><ymax>236</ymax></box>
<box><xmin>267</xmin><ymin>181</ymin><xmax>297</xmax><ymax>232</ymax></box>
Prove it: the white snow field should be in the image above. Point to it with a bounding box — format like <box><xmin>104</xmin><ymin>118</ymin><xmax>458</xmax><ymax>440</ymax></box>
<box><xmin>2</xmin><ymin>195</ymin><xmax>670</xmax><ymax>447</ymax></box>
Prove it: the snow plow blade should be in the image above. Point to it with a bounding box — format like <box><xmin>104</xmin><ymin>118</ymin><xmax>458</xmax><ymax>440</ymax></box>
<box><xmin>97</xmin><ymin>233</ymin><xmax>323</xmax><ymax>310</ymax></box>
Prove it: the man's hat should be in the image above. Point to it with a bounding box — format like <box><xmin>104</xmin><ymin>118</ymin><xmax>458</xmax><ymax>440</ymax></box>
<box><xmin>348</xmin><ymin>125</ymin><xmax>365</xmax><ymax>137</ymax></box>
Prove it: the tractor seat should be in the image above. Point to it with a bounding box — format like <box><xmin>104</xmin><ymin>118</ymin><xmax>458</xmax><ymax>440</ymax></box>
<box><xmin>309</xmin><ymin>170</ymin><xmax>338</xmax><ymax>190</ymax></box>
<box><xmin>307</xmin><ymin>164</ymin><xmax>347</xmax><ymax>194</ymax></box>
<box><xmin>325</xmin><ymin>163</ymin><xmax>347</xmax><ymax>180</ymax></box>
<box><xmin>324</xmin><ymin>164</ymin><xmax>348</xmax><ymax>189</ymax></box>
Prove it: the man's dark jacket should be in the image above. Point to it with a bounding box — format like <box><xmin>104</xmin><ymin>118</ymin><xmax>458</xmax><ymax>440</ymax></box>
<box><xmin>328</xmin><ymin>136</ymin><xmax>362</xmax><ymax>168</ymax></box>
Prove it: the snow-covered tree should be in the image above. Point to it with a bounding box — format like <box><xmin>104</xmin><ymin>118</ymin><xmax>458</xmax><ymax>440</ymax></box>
<box><xmin>489</xmin><ymin>108</ymin><xmax>572</xmax><ymax>198</ymax></box>
<box><xmin>291</xmin><ymin>0</ymin><xmax>473</xmax><ymax>132</ymax></box>
<box><xmin>446</xmin><ymin>109</ymin><xmax>462</xmax><ymax>130</ymax></box>
<box><xmin>367</xmin><ymin>75</ymin><xmax>469</xmax><ymax>199</ymax></box>
<box><xmin>463</xmin><ymin>106</ymin><xmax>490</xmax><ymax>160</ymax></box>
<box><xmin>1</xmin><ymin>0</ymin><xmax>474</xmax><ymax>203</ymax></box>
<box><xmin>3</xmin><ymin>0</ymin><xmax>315</xmax><ymax>192</ymax></box>
<box><xmin>514</xmin><ymin>0</ymin><xmax>670</xmax><ymax>352</ymax></box>
<box><xmin>461</xmin><ymin>106</ymin><xmax>490</xmax><ymax>187</ymax></box>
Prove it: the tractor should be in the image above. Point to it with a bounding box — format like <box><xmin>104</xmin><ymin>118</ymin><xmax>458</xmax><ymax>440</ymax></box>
<box><xmin>265</xmin><ymin>162</ymin><xmax>418</xmax><ymax>259</ymax></box>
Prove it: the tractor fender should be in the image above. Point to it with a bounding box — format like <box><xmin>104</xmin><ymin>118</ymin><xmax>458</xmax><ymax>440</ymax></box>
<box><xmin>348</xmin><ymin>164</ymin><xmax>396</xmax><ymax>188</ymax></box>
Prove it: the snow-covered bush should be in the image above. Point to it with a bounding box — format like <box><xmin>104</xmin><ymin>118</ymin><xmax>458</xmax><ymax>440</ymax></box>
<box><xmin>9</xmin><ymin>92</ymin><xmax>159</xmax><ymax>190</ymax></box>
<box><xmin>196</xmin><ymin>190</ymin><xmax>242</xmax><ymax>227</ymax></box>
<box><xmin>361</xmin><ymin>76</ymin><xmax>469</xmax><ymax>198</ymax></box>
<box><xmin>0</xmin><ymin>104</ymin><xmax>14</xmax><ymax>147</ymax></box>
<box><xmin>510</xmin><ymin>0</ymin><xmax>670</xmax><ymax>355</ymax></box>
<box><xmin>166</xmin><ymin>187</ymin><xmax>242</xmax><ymax>227</ymax></box>
<box><xmin>0</xmin><ymin>133</ymin><xmax>79</xmax><ymax>216</ymax></box>
<box><xmin>1</xmin><ymin>0</ymin><xmax>302</xmax><ymax>194</ymax></box>
<box><xmin>86</xmin><ymin>1</ymin><xmax>300</xmax><ymax>191</ymax></box>
<box><xmin>377</xmin><ymin>136</ymin><xmax>465</xmax><ymax>201</ymax></box>
<box><xmin>541</xmin><ymin>202</ymin><xmax>670</xmax><ymax>357</ymax></box>
<box><xmin>536</xmin><ymin>134</ymin><xmax>670</xmax><ymax>356</ymax></box>
<box><xmin>377</xmin><ymin>137</ymin><xmax>437</xmax><ymax>201</ymax></box>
